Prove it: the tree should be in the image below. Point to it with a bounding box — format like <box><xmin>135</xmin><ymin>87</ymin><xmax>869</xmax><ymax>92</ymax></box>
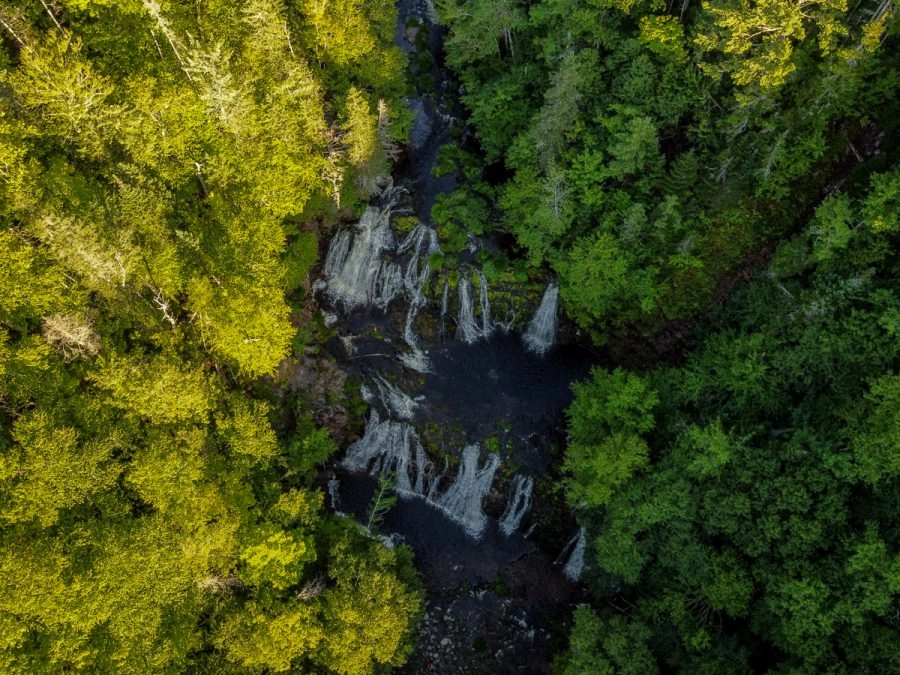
<box><xmin>559</xmin><ymin>174</ymin><xmax>900</xmax><ymax>670</ymax></box>
<box><xmin>852</xmin><ymin>374</ymin><xmax>900</xmax><ymax>483</ymax></box>
<box><xmin>317</xmin><ymin>528</ymin><xmax>423</xmax><ymax>675</ymax></box>
<box><xmin>554</xmin><ymin>607</ymin><xmax>658</xmax><ymax>675</ymax></box>
<box><xmin>440</xmin><ymin>0</ymin><xmax>526</xmax><ymax>66</ymax></box>
<box><xmin>564</xmin><ymin>369</ymin><xmax>658</xmax><ymax>507</ymax></box>
<box><xmin>90</xmin><ymin>352</ymin><xmax>214</xmax><ymax>425</ymax></box>
<box><xmin>1</xmin><ymin>410</ymin><xmax>120</xmax><ymax>527</ymax></box>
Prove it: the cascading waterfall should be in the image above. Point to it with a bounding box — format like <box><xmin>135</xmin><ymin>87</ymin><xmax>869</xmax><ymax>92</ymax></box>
<box><xmin>342</xmin><ymin>410</ymin><xmax>435</xmax><ymax>496</ymax></box>
<box><xmin>435</xmin><ymin>446</ymin><xmax>501</xmax><ymax>538</ymax></box>
<box><xmin>342</xmin><ymin>405</ymin><xmax>502</xmax><ymax>539</ymax></box>
<box><xmin>328</xmin><ymin>474</ymin><xmax>343</xmax><ymax>513</ymax></box>
<box><xmin>478</xmin><ymin>270</ymin><xmax>492</xmax><ymax>336</ymax></box>
<box><xmin>523</xmin><ymin>282</ymin><xmax>559</xmax><ymax>356</ymax></box>
<box><xmin>322</xmin><ymin>190</ymin><xmax>405</xmax><ymax>310</ymax></box>
<box><xmin>398</xmin><ymin>222</ymin><xmax>440</xmax><ymax>260</ymax></box>
<box><xmin>455</xmin><ymin>272</ymin><xmax>495</xmax><ymax>343</ymax></box>
<box><xmin>398</xmin><ymin>224</ymin><xmax>440</xmax><ymax>372</ymax></box>
<box><xmin>372</xmin><ymin>375</ymin><xmax>419</xmax><ymax>420</ymax></box>
<box><xmin>398</xmin><ymin>223</ymin><xmax>439</xmax><ymax>304</ymax></box>
<box><xmin>439</xmin><ymin>281</ymin><xmax>450</xmax><ymax>339</ymax></box>
<box><xmin>455</xmin><ymin>275</ymin><xmax>480</xmax><ymax>343</ymax></box>
<box><xmin>339</xmin><ymin>335</ymin><xmax>358</xmax><ymax>356</ymax></box>
<box><xmin>321</xmin><ymin>195</ymin><xmax>444</xmax><ymax>371</ymax></box>
<box><xmin>399</xmin><ymin>347</ymin><xmax>433</xmax><ymax>374</ymax></box>
<box><xmin>562</xmin><ymin>527</ymin><xmax>586</xmax><ymax>581</ymax></box>
<box><xmin>499</xmin><ymin>475</ymin><xmax>534</xmax><ymax>536</ymax></box>
<box><xmin>496</xmin><ymin>306</ymin><xmax>516</xmax><ymax>333</ymax></box>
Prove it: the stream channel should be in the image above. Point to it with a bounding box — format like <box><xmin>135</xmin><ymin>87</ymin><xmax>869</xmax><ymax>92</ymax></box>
<box><xmin>314</xmin><ymin>2</ymin><xmax>597</xmax><ymax>671</ymax></box>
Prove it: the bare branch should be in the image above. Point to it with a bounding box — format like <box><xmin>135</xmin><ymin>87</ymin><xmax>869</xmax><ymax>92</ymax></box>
<box><xmin>197</xmin><ymin>575</ymin><xmax>243</xmax><ymax>593</ymax></box>
<box><xmin>152</xmin><ymin>289</ymin><xmax>178</xmax><ymax>327</ymax></box>
<box><xmin>284</xmin><ymin>20</ymin><xmax>294</xmax><ymax>56</ymax></box>
<box><xmin>0</xmin><ymin>15</ymin><xmax>23</xmax><ymax>45</ymax></box>
<box><xmin>42</xmin><ymin>313</ymin><xmax>101</xmax><ymax>360</ymax></box>
<box><xmin>141</xmin><ymin>0</ymin><xmax>193</xmax><ymax>82</ymax></box>
<box><xmin>39</xmin><ymin>0</ymin><xmax>65</xmax><ymax>34</ymax></box>
<box><xmin>296</xmin><ymin>576</ymin><xmax>326</xmax><ymax>601</ymax></box>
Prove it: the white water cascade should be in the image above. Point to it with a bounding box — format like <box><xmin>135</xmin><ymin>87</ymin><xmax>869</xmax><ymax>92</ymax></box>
<box><xmin>478</xmin><ymin>271</ymin><xmax>492</xmax><ymax>336</ymax></box>
<box><xmin>320</xmin><ymin>188</ymin><xmax>444</xmax><ymax>372</ymax></box>
<box><xmin>439</xmin><ymin>281</ymin><xmax>450</xmax><ymax>338</ymax></box>
<box><xmin>523</xmin><ymin>282</ymin><xmax>559</xmax><ymax>356</ymax></box>
<box><xmin>322</xmin><ymin>189</ymin><xmax>405</xmax><ymax>310</ymax></box>
<box><xmin>327</xmin><ymin>474</ymin><xmax>343</xmax><ymax>514</ymax></box>
<box><xmin>455</xmin><ymin>271</ymin><xmax>494</xmax><ymax>343</ymax></box>
<box><xmin>398</xmin><ymin>224</ymin><xmax>440</xmax><ymax>372</ymax></box>
<box><xmin>562</xmin><ymin>527</ymin><xmax>586</xmax><ymax>581</ymax></box>
<box><xmin>435</xmin><ymin>446</ymin><xmax>501</xmax><ymax>538</ymax></box>
<box><xmin>321</xmin><ymin>187</ymin><xmax>438</xmax><ymax>310</ymax></box>
<box><xmin>499</xmin><ymin>474</ymin><xmax>534</xmax><ymax>536</ymax></box>
<box><xmin>342</xmin><ymin>405</ymin><xmax>502</xmax><ymax>539</ymax></box>
<box><xmin>455</xmin><ymin>275</ymin><xmax>480</xmax><ymax>343</ymax></box>
<box><xmin>371</xmin><ymin>375</ymin><xmax>419</xmax><ymax>420</ymax></box>
<box><xmin>342</xmin><ymin>410</ymin><xmax>438</xmax><ymax>497</ymax></box>
<box><xmin>342</xmin><ymin>408</ymin><xmax>427</xmax><ymax>496</ymax></box>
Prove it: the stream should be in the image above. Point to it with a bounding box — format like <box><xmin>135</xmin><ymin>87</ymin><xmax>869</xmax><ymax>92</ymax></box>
<box><xmin>314</xmin><ymin>1</ymin><xmax>597</xmax><ymax>671</ymax></box>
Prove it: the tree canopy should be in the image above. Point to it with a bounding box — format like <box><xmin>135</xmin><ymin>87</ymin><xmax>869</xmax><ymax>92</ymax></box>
<box><xmin>434</xmin><ymin>0</ymin><xmax>900</xmax><ymax>669</ymax></box>
<box><xmin>437</xmin><ymin>0</ymin><xmax>899</xmax><ymax>341</ymax></box>
<box><xmin>0</xmin><ymin>1</ymin><xmax>421</xmax><ymax>672</ymax></box>
<box><xmin>557</xmin><ymin>169</ymin><xmax>900</xmax><ymax>672</ymax></box>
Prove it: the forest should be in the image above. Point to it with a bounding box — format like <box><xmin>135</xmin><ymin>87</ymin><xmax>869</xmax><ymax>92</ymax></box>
<box><xmin>0</xmin><ymin>0</ymin><xmax>897</xmax><ymax>673</ymax></box>
<box><xmin>0</xmin><ymin>0</ymin><xmax>421</xmax><ymax>673</ymax></box>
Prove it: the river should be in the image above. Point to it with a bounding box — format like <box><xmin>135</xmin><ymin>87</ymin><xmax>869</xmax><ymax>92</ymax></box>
<box><xmin>314</xmin><ymin>1</ymin><xmax>597</xmax><ymax>671</ymax></box>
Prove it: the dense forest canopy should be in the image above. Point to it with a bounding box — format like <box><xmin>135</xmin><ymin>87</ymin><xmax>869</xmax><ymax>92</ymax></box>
<box><xmin>436</xmin><ymin>0</ymin><xmax>899</xmax><ymax>340</ymax></box>
<box><xmin>431</xmin><ymin>0</ymin><xmax>900</xmax><ymax>670</ymax></box>
<box><xmin>1</xmin><ymin>0</ymin><xmax>898</xmax><ymax>671</ymax></box>
<box><xmin>557</xmin><ymin>173</ymin><xmax>900</xmax><ymax>670</ymax></box>
<box><xmin>0</xmin><ymin>1</ymin><xmax>421</xmax><ymax>672</ymax></box>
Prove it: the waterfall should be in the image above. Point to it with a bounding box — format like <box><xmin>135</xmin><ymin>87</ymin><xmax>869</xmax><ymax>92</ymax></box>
<box><xmin>523</xmin><ymin>282</ymin><xmax>559</xmax><ymax>356</ymax></box>
<box><xmin>322</xmin><ymin>203</ymin><xmax>403</xmax><ymax>310</ymax></box>
<box><xmin>399</xmin><ymin>223</ymin><xmax>439</xmax><ymax>302</ymax></box>
<box><xmin>399</xmin><ymin>348</ymin><xmax>432</xmax><ymax>374</ymax></box>
<box><xmin>398</xmin><ymin>224</ymin><xmax>439</xmax><ymax>373</ymax></box>
<box><xmin>322</xmin><ymin>201</ymin><xmax>442</xmax><ymax>372</ymax></box>
<box><xmin>563</xmin><ymin>528</ymin><xmax>586</xmax><ymax>581</ymax></box>
<box><xmin>398</xmin><ymin>222</ymin><xmax>439</xmax><ymax>258</ymax></box>
<box><xmin>496</xmin><ymin>306</ymin><xmax>516</xmax><ymax>333</ymax></box>
<box><xmin>478</xmin><ymin>270</ymin><xmax>492</xmax><ymax>337</ymax></box>
<box><xmin>455</xmin><ymin>276</ymin><xmax>479</xmax><ymax>343</ymax></box>
<box><xmin>439</xmin><ymin>281</ymin><xmax>449</xmax><ymax>339</ymax></box>
<box><xmin>342</xmin><ymin>410</ymin><xmax>425</xmax><ymax>494</ymax></box>
<box><xmin>322</xmin><ymin>230</ymin><xmax>350</xmax><ymax>283</ymax></box>
<box><xmin>456</xmin><ymin>272</ymin><xmax>495</xmax><ymax>343</ymax></box>
<box><xmin>372</xmin><ymin>375</ymin><xmax>419</xmax><ymax>420</ymax></box>
<box><xmin>401</xmin><ymin>281</ymin><xmax>430</xmax><ymax>372</ymax></box>
<box><xmin>435</xmin><ymin>445</ymin><xmax>501</xmax><ymax>538</ymax></box>
<box><xmin>342</xmin><ymin>411</ymin><xmax>501</xmax><ymax>539</ymax></box>
<box><xmin>339</xmin><ymin>335</ymin><xmax>358</xmax><ymax>356</ymax></box>
<box><xmin>499</xmin><ymin>475</ymin><xmax>534</xmax><ymax>536</ymax></box>
<box><xmin>322</xmin><ymin>187</ymin><xmax>440</xmax><ymax>312</ymax></box>
<box><xmin>327</xmin><ymin>474</ymin><xmax>343</xmax><ymax>513</ymax></box>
